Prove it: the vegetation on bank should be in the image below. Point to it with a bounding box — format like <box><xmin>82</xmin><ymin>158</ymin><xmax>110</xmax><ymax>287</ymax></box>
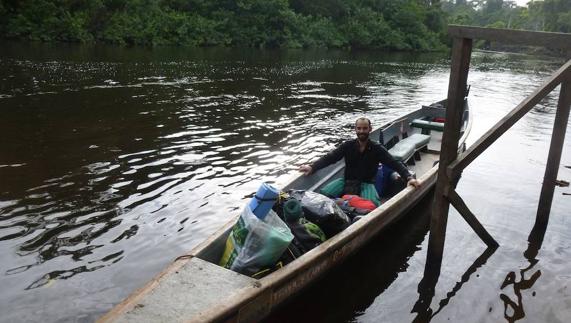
<box><xmin>0</xmin><ymin>1</ymin><xmax>569</xmax><ymax>51</ymax></box>
<box><xmin>0</xmin><ymin>0</ymin><xmax>446</xmax><ymax>50</ymax></box>
<box><xmin>443</xmin><ymin>0</ymin><xmax>571</xmax><ymax>33</ymax></box>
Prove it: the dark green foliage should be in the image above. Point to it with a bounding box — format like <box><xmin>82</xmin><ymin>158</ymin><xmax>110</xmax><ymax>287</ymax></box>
<box><xmin>0</xmin><ymin>0</ymin><xmax>450</xmax><ymax>50</ymax></box>
<box><xmin>341</xmin><ymin>7</ymin><xmax>394</xmax><ymax>49</ymax></box>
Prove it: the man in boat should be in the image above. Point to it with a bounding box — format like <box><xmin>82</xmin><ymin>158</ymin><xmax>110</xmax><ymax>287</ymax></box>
<box><xmin>299</xmin><ymin>117</ymin><xmax>420</xmax><ymax>206</ymax></box>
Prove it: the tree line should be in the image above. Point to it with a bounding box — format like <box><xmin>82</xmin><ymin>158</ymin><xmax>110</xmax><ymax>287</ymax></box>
<box><xmin>443</xmin><ymin>0</ymin><xmax>571</xmax><ymax>33</ymax></box>
<box><xmin>0</xmin><ymin>0</ymin><xmax>446</xmax><ymax>50</ymax></box>
<box><xmin>0</xmin><ymin>1</ymin><xmax>569</xmax><ymax>50</ymax></box>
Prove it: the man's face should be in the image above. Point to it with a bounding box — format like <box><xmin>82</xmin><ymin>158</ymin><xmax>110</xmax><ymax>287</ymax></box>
<box><xmin>355</xmin><ymin>120</ymin><xmax>371</xmax><ymax>141</ymax></box>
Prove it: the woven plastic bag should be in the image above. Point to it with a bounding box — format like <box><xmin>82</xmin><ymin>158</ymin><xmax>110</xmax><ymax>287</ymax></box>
<box><xmin>220</xmin><ymin>206</ymin><xmax>293</xmax><ymax>276</ymax></box>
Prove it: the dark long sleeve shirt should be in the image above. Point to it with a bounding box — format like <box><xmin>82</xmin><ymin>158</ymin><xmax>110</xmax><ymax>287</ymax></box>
<box><xmin>311</xmin><ymin>139</ymin><xmax>412</xmax><ymax>183</ymax></box>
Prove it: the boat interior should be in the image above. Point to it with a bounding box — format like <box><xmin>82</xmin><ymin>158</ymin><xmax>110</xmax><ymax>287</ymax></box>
<box><xmin>196</xmin><ymin>99</ymin><xmax>470</xmax><ymax>264</ymax></box>
<box><xmin>101</xmin><ymin>99</ymin><xmax>471</xmax><ymax>323</ymax></box>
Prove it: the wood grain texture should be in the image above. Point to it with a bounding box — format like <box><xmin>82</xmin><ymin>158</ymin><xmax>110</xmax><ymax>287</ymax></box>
<box><xmin>446</xmin><ymin>189</ymin><xmax>498</xmax><ymax>248</ymax></box>
<box><xmin>448</xmin><ymin>25</ymin><xmax>571</xmax><ymax>49</ymax></box>
<box><xmin>427</xmin><ymin>37</ymin><xmax>472</xmax><ymax>272</ymax></box>
<box><xmin>535</xmin><ymin>78</ymin><xmax>571</xmax><ymax>225</ymax></box>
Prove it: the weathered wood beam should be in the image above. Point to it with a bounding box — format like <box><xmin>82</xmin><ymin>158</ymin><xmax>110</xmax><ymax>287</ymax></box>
<box><xmin>446</xmin><ymin>189</ymin><xmax>499</xmax><ymax>248</ymax></box>
<box><xmin>427</xmin><ymin>37</ymin><xmax>472</xmax><ymax>271</ymax></box>
<box><xmin>448</xmin><ymin>59</ymin><xmax>571</xmax><ymax>178</ymax></box>
<box><xmin>448</xmin><ymin>25</ymin><xmax>571</xmax><ymax>50</ymax></box>
<box><xmin>535</xmin><ymin>78</ymin><xmax>571</xmax><ymax>225</ymax></box>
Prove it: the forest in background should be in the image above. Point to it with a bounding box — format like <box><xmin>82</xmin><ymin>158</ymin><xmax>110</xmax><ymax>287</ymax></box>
<box><xmin>443</xmin><ymin>0</ymin><xmax>571</xmax><ymax>33</ymax></box>
<box><xmin>0</xmin><ymin>0</ymin><xmax>570</xmax><ymax>50</ymax></box>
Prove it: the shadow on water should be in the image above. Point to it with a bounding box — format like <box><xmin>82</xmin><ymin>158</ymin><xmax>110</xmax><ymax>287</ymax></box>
<box><xmin>268</xmin><ymin>194</ymin><xmax>553</xmax><ymax>323</ymax></box>
<box><xmin>411</xmin><ymin>208</ymin><xmax>551</xmax><ymax>323</ymax></box>
<box><xmin>495</xmin><ymin>220</ymin><xmax>548</xmax><ymax>323</ymax></box>
<box><xmin>412</xmin><ymin>246</ymin><xmax>497</xmax><ymax>322</ymax></box>
<box><xmin>1</xmin><ymin>42</ymin><xmax>566</xmax><ymax>322</ymax></box>
<box><xmin>266</xmin><ymin>191</ymin><xmax>435</xmax><ymax>323</ymax></box>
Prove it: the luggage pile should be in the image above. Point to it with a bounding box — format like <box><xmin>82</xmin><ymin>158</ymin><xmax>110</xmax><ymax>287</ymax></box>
<box><xmin>219</xmin><ymin>181</ymin><xmax>380</xmax><ymax>278</ymax></box>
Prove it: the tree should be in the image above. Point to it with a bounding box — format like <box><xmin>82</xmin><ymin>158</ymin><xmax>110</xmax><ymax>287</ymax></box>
<box><xmin>0</xmin><ymin>0</ymin><xmax>456</xmax><ymax>50</ymax></box>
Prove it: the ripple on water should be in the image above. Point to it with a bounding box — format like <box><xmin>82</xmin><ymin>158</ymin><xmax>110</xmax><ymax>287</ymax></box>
<box><xmin>1</xmin><ymin>48</ymin><xmax>569</xmax><ymax>322</ymax></box>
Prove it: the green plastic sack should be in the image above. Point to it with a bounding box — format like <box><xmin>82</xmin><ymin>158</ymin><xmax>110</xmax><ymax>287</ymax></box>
<box><xmin>220</xmin><ymin>206</ymin><xmax>294</xmax><ymax>276</ymax></box>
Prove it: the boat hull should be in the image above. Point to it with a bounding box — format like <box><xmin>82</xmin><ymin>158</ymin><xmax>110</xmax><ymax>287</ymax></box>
<box><xmin>99</xmin><ymin>99</ymin><xmax>470</xmax><ymax>323</ymax></box>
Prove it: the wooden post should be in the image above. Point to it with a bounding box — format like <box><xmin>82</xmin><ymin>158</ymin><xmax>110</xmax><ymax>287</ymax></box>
<box><xmin>446</xmin><ymin>189</ymin><xmax>499</xmax><ymax>248</ymax></box>
<box><xmin>525</xmin><ymin>218</ymin><xmax>548</xmax><ymax>261</ymax></box>
<box><xmin>426</xmin><ymin>37</ymin><xmax>472</xmax><ymax>272</ymax></box>
<box><xmin>419</xmin><ymin>27</ymin><xmax>570</xmax><ymax>317</ymax></box>
<box><xmin>534</xmin><ymin>77</ymin><xmax>571</xmax><ymax>226</ymax></box>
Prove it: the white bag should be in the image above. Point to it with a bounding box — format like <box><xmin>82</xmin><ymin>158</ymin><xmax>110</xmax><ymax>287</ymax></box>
<box><xmin>220</xmin><ymin>206</ymin><xmax>293</xmax><ymax>276</ymax></box>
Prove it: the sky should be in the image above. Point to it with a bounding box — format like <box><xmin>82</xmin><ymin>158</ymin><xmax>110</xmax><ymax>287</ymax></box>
<box><xmin>514</xmin><ymin>0</ymin><xmax>531</xmax><ymax>7</ymax></box>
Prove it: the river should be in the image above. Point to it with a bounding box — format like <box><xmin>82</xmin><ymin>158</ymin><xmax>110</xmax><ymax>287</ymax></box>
<box><xmin>0</xmin><ymin>42</ymin><xmax>569</xmax><ymax>322</ymax></box>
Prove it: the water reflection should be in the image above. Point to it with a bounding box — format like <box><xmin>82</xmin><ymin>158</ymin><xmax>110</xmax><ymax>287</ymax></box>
<box><xmin>499</xmin><ymin>267</ymin><xmax>541</xmax><ymax>322</ymax></box>
<box><xmin>266</xmin><ymin>194</ymin><xmax>434</xmax><ymax>323</ymax></box>
<box><xmin>496</xmin><ymin>214</ymin><xmax>549</xmax><ymax>323</ymax></box>
<box><xmin>412</xmin><ymin>246</ymin><xmax>497</xmax><ymax>322</ymax></box>
<box><xmin>0</xmin><ymin>43</ymin><xmax>568</xmax><ymax>322</ymax></box>
<box><xmin>409</xmin><ymin>187</ymin><xmax>557</xmax><ymax>323</ymax></box>
<box><xmin>1</xmin><ymin>43</ymin><xmax>443</xmax><ymax>320</ymax></box>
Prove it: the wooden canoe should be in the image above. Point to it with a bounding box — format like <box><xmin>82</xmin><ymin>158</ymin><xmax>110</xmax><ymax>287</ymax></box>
<box><xmin>99</xmin><ymin>98</ymin><xmax>471</xmax><ymax>323</ymax></box>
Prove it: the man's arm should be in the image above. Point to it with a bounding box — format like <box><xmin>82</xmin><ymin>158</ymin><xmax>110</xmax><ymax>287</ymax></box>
<box><xmin>299</xmin><ymin>141</ymin><xmax>348</xmax><ymax>176</ymax></box>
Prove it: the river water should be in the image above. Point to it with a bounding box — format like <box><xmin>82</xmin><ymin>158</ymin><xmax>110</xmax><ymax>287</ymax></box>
<box><xmin>0</xmin><ymin>42</ymin><xmax>569</xmax><ymax>322</ymax></box>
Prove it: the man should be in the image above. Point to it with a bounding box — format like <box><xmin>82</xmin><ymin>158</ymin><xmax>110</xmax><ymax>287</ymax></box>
<box><xmin>299</xmin><ymin>117</ymin><xmax>420</xmax><ymax>206</ymax></box>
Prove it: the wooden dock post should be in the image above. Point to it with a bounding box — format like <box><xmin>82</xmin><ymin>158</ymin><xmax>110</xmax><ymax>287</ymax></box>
<box><xmin>426</xmin><ymin>37</ymin><xmax>472</xmax><ymax>272</ymax></box>
<box><xmin>534</xmin><ymin>79</ymin><xmax>571</xmax><ymax>226</ymax></box>
<box><xmin>425</xmin><ymin>26</ymin><xmax>571</xmax><ymax>282</ymax></box>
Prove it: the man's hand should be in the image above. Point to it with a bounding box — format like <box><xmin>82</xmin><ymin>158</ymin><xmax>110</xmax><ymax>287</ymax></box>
<box><xmin>407</xmin><ymin>178</ymin><xmax>421</xmax><ymax>188</ymax></box>
<box><xmin>299</xmin><ymin>165</ymin><xmax>313</xmax><ymax>176</ymax></box>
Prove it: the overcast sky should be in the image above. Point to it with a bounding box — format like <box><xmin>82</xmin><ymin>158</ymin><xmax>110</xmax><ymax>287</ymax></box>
<box><xmin>514</xmin><ymin>0</ymin><xmax>531</xmax><ymax>7</ymax></box>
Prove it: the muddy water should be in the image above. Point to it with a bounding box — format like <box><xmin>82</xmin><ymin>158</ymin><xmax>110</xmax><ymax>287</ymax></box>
<box><xmin>0</xmin><ymin>42</ymin><xmax>569</xmax><ymax>322</ymax></box>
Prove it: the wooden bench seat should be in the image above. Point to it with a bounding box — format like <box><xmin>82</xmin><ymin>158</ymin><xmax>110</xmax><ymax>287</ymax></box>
<box><xmin>388</xmin><ymin>133</ymin><xmax>431</xmax><ymax>162</ymax></box>
<box><xmin>389</xmin><ymin>141</ymin><xmax>415</xmax><ymax>162</ymax></box>
<box><xmin>410</xmin><ymin>119</ymin><xmax>445</xmax><ymax>132</ymax></box>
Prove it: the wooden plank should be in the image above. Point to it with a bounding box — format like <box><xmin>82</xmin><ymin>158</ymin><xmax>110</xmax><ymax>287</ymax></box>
<box><xmin>97</xmin><ymin>257</ymin><xmax>192</xmax><ymax>323</ymax></box>
<box><xmin>448</xmin><ymin>25</ymin><xmax>571</xmax><ymax>50</ymax></box>
<box><xmin>446</xmin><ymin>189</ymin><xmax>499</xmax><ymax>248</ymax></box>
<box><xmin>102</xmin><ymin>258</ymin><xmax>257</xmax><ymax>323</ymax></box>
<box><xmin>535</xmin><ymin>78</ymin><xmax>571</xmax><ymax>225</ymax></box>
<box><xmin>427</xmin><ymin>37</ymin><xmax>472</xmax><ymax>272</ymax></box>
<box><xmin>448</xmin><ymin>59</ymin><xmax>571</xmax><ymax>178</ymax></box>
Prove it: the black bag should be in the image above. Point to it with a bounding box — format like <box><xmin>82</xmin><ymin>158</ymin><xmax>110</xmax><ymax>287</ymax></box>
<box><xmin>337</xmin><ymin>203</ymin><xmax>371</xmax><ymax>220</ymax></box>
<box><xmin>276</xmin><ymin>244</ymin><xmax>304</xmax><ymax>266</ymax></box>
<box><xmin>343</xmin><ymin>179</ymin><xmax>361</xmax><ymax>196</ymax></box>
<box><xmin>288</xmin><ymin>190</ymin><xmax>350</xmax><ymax>238</ymax></box>
<box><xmin>287</xmin><ymin>218</ymin><xmax>326</xmax><ymax>253</ymax></box>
